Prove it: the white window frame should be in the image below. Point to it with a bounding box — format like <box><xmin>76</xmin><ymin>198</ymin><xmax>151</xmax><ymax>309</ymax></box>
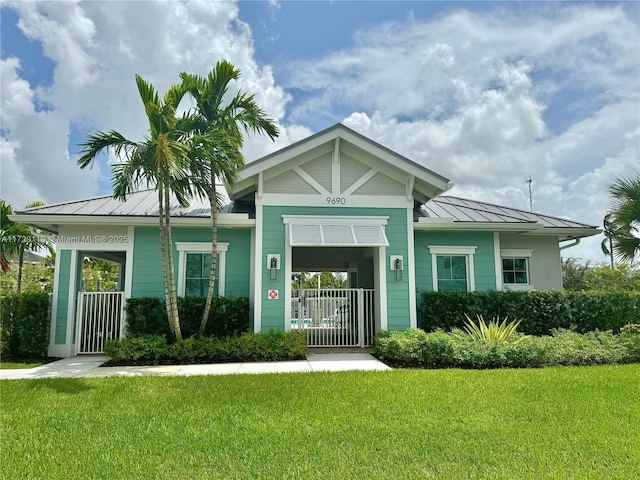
<box><xmin>428</xmin><ymin>246</ymin><xmax>477</xmax><ymax>292</ymax></box>
<box><xmin>500</xmin><ymin>249</ymin><xmax>533</xmax><ymax>290</ymax></box>
<box><xmin>176</xmin><ymin>242</ymin><xmax>229</xmax><ymax>297</ymax></box>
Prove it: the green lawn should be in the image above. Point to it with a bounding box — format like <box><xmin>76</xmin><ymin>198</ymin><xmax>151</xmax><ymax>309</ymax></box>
<box><xmin>0</xmin><ymin>361</ymin><xmax>43</xmax><ymax>369</ymax></box>
<box><xmin>2</xmin><ymin>365</ymin><xmax>639</xmax><ymax>479</ymax></box>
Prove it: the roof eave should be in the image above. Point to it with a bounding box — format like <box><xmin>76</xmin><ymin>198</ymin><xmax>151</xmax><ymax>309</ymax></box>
<box><xmin>8</xmin><ymin>213</ymin><xmax>256</xmax><ymax>231</ymax></box>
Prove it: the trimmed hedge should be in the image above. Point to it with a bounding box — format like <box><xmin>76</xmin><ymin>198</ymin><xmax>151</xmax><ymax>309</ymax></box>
<box><xmin>125</xmin><ymin>296</ymin><xmax>250</xmax><ymax>339</ymax></box>
<box><xmin>420</xmin><ymin>291</ymin><xmax>640</xmax><ymax>335</ymax></box>
<box><xmin>373</xmin><ymin>328</ymin><xmax>640</xmax><ymax>369</ymax></box>
<box><xmin>104</xmin><ymin>331</ymin><xmax>307</xmax><ymax>366</ymax></box>
<box><xmin>0</xmin><ymin>292</ymin><xmax>51</xmax><ymax>358</ymax></box>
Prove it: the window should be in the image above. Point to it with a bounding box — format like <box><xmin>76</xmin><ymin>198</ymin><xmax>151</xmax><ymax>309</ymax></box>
<box><xmin>436</xmin><ymin>255</ymin><xmax>468</xmax><ymax>292</ymax></box>
<box><xmin>176</xmin><ymin>242</ymin><xmax>228</xmax><ymax>297</ymax></box>
<box><xmin>502</xmin><ymin>258</ymin><xmax>528</xmax><ymax>284</ymax></box>
<box><xmin>185</xmin><ymin>253</ymin><xmax>217</xmax><ymax>297</ymax></box>
<box><xmin>428</xmin><ymin>246</ymin><xmax>477</xmax><ymax>292</ymax></box>
<box><xmin>500</xmin><ymin>249</ymin><xmax>532</xmax><ymax>288</ymax></box>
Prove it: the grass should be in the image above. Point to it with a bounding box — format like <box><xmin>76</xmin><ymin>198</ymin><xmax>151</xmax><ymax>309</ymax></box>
<box><xmin>0</xmin><ymin>357</ymin><xmax>58</xmax><ymax>369</ymax></box>
<box><xmin>0</xmin><ymin>361</ymin><xmax>43</xmax><ymax>369</ymax></box>
<box><xmin>2</xmin><ymin>365</ymin><xmax>639</xmax><ymax>479</ymax></box>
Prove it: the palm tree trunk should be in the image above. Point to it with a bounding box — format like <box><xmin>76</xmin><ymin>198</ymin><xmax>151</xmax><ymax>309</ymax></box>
<box><xmin>17</xmin><ymin>247</ymin><xmax>24</xmax><ymax>293</ymax></box>
<box><xmin>200</xmin><ymin>181</ymin><xmax>218</xmax><ymax>335</ymax></box>
<box><xmin>158</xmin><ymin>185</ymin><xmax>175</xmax><ymax>337</ymax></box>
<box><xmin>609</xmin><ymin>237</ymin><xmax>614</xmax><ymax>269</ymax></box>
<box><xmin>165</xmin><ymin>183</ymin><xmax>182</xmax><ymax>341</ymax></box>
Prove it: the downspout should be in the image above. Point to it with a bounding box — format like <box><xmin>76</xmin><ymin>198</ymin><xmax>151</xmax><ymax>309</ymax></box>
<box><xmin>560</xmin><ymin>238</ymin><xmax>581</xmax><ymax>250</ymax></box>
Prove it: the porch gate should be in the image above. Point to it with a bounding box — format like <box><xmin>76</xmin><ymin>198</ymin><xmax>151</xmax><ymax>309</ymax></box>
<box><xmin>291</xmin><ymin>288</ymin><xmax>374</xmax><ymax>347</ymax></box>
<box><xmin>76</xmin><ymin>292</ymin><xmax>125</xmax><ymax>354</ymax></box>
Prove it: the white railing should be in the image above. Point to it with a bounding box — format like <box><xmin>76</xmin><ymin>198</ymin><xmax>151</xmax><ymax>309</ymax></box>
<box><xmin>76</xmin><ymin>292</ymin><xmax>125</xmax><ymax>354</ymax></box>
<box><xmin>291</xmin><ymin>288</ymin><xmax>374</xmax><ymax>347</ymax></box>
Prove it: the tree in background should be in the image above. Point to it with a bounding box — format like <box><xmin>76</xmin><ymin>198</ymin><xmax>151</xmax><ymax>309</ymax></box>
<box><xmin>562</xmin><ymin>257</ymin><xmax>640</xmax><ymax>291</ymax></box>
<box><xmin>292</xmin><ymin>272</ymin><xmax>348</xmax><ymax>291</ymax></box>
<box><xmin>181</xmin><ymin>60</ymin><xmax>279</xmax><ymax>335</ymax></box>
<box><xmin>0</xmin><ymin>200</ymin><xmax>53</xmax><ymax>292</ymax></box>
<box><xmin>605</xmin><ymin>171</ymin><xmax>640</xmax><ymax>263</ymax></box>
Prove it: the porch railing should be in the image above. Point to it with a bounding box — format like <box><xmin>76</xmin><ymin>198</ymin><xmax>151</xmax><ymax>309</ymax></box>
<box><xmin>291</xmin><ymin>288</ymin><xmax>374</xmax><ymax>347</ymax></box>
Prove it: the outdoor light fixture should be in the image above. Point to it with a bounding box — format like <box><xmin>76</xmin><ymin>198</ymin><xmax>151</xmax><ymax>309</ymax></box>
<box><xmin>267</xmin><ymin>254</ymin><xmax>281</xmax><ymax>280</ymax></box>
<box><xmin>390</xmin><ymin>255</ymin><xmax>403</xmax><ymax>281</ymax></box>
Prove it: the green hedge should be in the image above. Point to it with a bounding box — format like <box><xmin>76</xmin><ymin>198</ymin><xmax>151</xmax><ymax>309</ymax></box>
<box><xmin>104</xmin><ymin>331</ymin><xmax>307</xmax><ymax>366</ymax></box>
<box><xmin>0</xmin><ymin>292</ymin><xmax>51</xmax><ymax>358</ymax></box>
<box><xmin>373</xmin><ymin>328</ymin><xmax>640</xmax><ymax>369</ymax></box>
<box><xmin>125</xmin><ymin>296</ymin><xmax>250</xmax><ymax>339</ymax></box>
<box><xmin>420</xmin><ymin>291</ymin><xmax>640</xmax><ymax>335</ymax></box>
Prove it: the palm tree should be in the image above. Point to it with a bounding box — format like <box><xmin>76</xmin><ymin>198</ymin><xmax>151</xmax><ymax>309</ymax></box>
<box><xmin>0</xmin><ymin>200</ymin><xmax>53</xmax><ymax>292</ymax></box>
<box><xmin>606</xmin><ymin>172</ymin><xmax>640</xmax><ymax>263</ymax></box>
<box><xmin>77</xmin><ymin>75</ymin><xmax>198</xmax><ymax>340</ymax></box>
<box><xmin>180</xmin><ymin>60</ymin><xmax>279</xmax><ymax>335</ymax></box>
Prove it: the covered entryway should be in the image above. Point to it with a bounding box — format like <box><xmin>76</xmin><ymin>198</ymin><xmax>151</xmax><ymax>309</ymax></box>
<box><xmin>74</xmin><ymin>251</ymin><xmax>127</xmax><ymax>354</ymax></box>
<box><xmin>291</xmin><ymin>288</ymin><xmax>374</xmax><ymax>347</ymax></box>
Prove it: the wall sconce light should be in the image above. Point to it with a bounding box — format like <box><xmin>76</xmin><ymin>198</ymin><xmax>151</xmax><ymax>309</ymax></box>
<box><xmin>390</xmin><ymin>255</ymin><xmax>403</xmax><ymax>281</ymax></box>
<box><xmin>267</xmin><ymin>254</ymin><xmax>281</xmax><ymax>280</ymax></box>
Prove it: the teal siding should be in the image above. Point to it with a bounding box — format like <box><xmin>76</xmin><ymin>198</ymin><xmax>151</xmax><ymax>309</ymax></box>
<box><xmin>414</xmin><ymin>231</ymin><xmax>496</xmax><ymax>293</ymax></box>
<box><xmin>414</xmin><ymin>231</ymin><xmax>497</xmax><ymax>326</ymax></box>
<box><xmin>261</xmin><ymin>206</ymin><xmax>410</xmax><ymax>331</ymax></box>
<box><xmin>55</xmin><ymin>250</ymin><xmax>72</xmax><ymax>344</ymax></box>
<box><xmin>131</xmin><ymin>226</ymin><xmax>251</xmax><ymax>298</ymax></box>
<box><xmin>131</xmin><ymin>227</ymin><xmax>163</xmax><ymax>298</ymax></box>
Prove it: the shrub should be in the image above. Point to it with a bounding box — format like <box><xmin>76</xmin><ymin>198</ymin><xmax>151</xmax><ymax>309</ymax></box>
<box><xmin>0</xmin><ymin>292</ymin><xmax>51</xmax><ymax>358</ymax></box>
<box><xmin>372</xmin><ymin>328</ymin><xmax>429</xmax><ymax>368</ymax></box>
<box><xmin>463</xmin><ymin>314</ymin><xmax>528</xmax><ymax>346</ymax></box>
<box><xmin>372</xmin><ymin>328</ymin><xmax>637</xmax><ymax>370</ymax></box>
<box><xmin>420</xmin><ymin>290</ymin><xmax>640</xmax><ymax>335</ymax></box>
<box><xmin>123</xmin><ymin>296</ymin><xmax>250</xmax><ymax>339</ymax></box>
<box><xmin>104</xmin><ymin>330</ymin><xmax>306</xmax><ymax>366</ymax></box>
<box><xmin>620</xmin><ymin>324</ymin><xmax>640</xmax><ymax>363</ymax></box>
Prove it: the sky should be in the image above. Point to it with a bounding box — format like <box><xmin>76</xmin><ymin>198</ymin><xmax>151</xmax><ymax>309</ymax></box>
<box><xmin>1</xmin><ymin>0</ymin><xmax>638</xmax><ymax>264</ymax></box>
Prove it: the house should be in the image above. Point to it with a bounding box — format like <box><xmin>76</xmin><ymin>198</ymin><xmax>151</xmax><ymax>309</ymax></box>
<box><xmin>11</xmin><ymin>124</ymin><xmax>599</xmax><ymax>358</ymax></box>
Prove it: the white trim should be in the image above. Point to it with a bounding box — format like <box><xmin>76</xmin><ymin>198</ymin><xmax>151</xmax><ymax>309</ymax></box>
<box><xmin>293</xmin><ymin>166</ymin><xmax>331</xmax><ymax>196</ymax></box>
<box><xmin>249</xmin><ymin>227</ymin><xmax>255</xmax><ymax>329</ymax></box>
<box><xmin>284</xmin><ymin>224</ymin><xmax>292</xmax><ymax>332</ymax></box>
<box><xmin>331</xmin><ymin>137</ymin><xmax>340</xmax><ymax>196</ymax></box>
<box><xmin>428</xmin><ymin>245</ymin><xmax>477</xmax><ymax>292</ymax></box>
<box><xmin>428</xmin><ymin>246</ymin><xmax>477</xmax><ymax>255</ymax></box>
<box><xmin>407</xmin><ymin>209</ymin><xmax>417</xmax><ymax>328</ymax></box>
<box><xmin>501</xmin><ymin>249</ymin><xmax>533</xmax><ymax>258</ymax></box>
<box><xmin>377</xmin><ymin>246</ymin><xmax>388</xmax><ymax>330</ymax></box>
<box><xmin>175</xmin><ymin>242</ymin><xmax>229</xmax><ymax>297</ymax></box>
<box><xmin>342</xmin><ymin>168</ymin><xmax>377</xmax><ymax>196</ymax></box>
<box><xmin>258</xmin><ymin>193</ymin><xmax>413</xmax><ymax>208</ymax></box>
<box><xmin>282</xmin><ymin>215</ymin><xmax>388</xmax><ymax>225</ymax></box>
<box><xmin>122</xmin><ymin>226</ymin><xmax>135</xmax><ymax>337</ymax></box>
<box><xmin>254</xmin><ymin>204</ymin><xmax>263</xmax><ymax>332</ymax></box>
<box><xmin>493</xmin><ymin>232</ymin><xmax>503</xmax><ymax>292</ymax></box>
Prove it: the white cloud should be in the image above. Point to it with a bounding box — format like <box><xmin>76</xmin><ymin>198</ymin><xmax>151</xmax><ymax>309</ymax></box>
<box><xmin>2</xmin><ymin>0</ymin><xmax>295</xmax><ymax>210</ymax></box>
<box><xmin>1</xmin><ymin>57</ymin><xmax>99</xmax><ymax>207</ymax></box>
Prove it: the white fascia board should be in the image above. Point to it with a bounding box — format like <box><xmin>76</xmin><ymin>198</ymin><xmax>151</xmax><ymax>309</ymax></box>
<box><xmin>414</xmin><ymin>220</ymin><xmax>542</xmax><ymax>232</ymax></box>
<box><xmin>10</xmin><ymin>213</ymin><xmax>255</xmax><ymax>229</ymax></box>
<box><xmin>523</xmin><ymin>227</ymin><xmax>601</xmax><ymax>238</ymax></box>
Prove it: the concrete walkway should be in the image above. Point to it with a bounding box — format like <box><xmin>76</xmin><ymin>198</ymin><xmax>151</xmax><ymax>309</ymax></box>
<box><xmin>0</xmin><ymin>352</ymin><xmax>390</xmax><ymax>380</ymax></box>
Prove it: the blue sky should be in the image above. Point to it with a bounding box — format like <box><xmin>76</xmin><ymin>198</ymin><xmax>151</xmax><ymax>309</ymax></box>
<box><xmin>1</xmin><ymin>1</ymin><xmax>638</xmax><ymax>262</ymax></box>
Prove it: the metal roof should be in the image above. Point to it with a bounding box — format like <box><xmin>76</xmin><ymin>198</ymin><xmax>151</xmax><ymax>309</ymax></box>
<box><xmin>15</xmin><ymin>189</ymin><xmax>217</xmax><ymax>217</ymax></box>
<box><xmin>420</xmin><ymin>196</ymin><xmax>597</xmax><ymax>229</ymax></box>
<box><xmin>15</xmin><ymin>191</ymin><xmax>597</xmax><ymax>233</ymax></box>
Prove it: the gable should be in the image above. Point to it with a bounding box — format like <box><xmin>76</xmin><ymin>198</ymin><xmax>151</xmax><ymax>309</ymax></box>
<box><xmin>230</xmin><ymin>124</ymin><xmax>451</xmax><ymax>208</ymax></box>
